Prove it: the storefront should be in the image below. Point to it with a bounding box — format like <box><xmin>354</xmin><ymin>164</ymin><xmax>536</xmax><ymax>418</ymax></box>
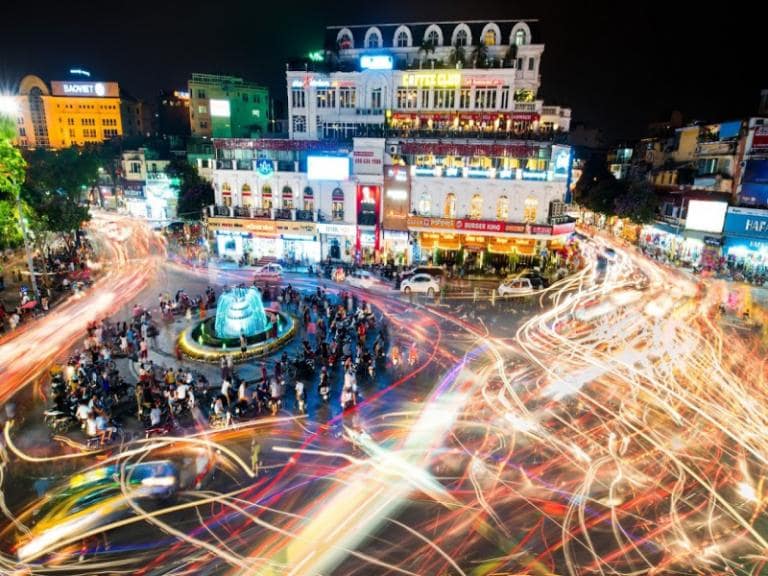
<box><xmin>640</xmin><ymin>223</ymin><xmax>706</xmax><ymax>265</ymax></box>
<box><xmin>208</xmin><ymin>217</ymin><xmax>318</xmax><ymax>263</ymax></box>
<box><xmin>381</xmin><ymin>230</ymin><xmax>409</xmax><ymax>265</ymax></box>
<box><xmin>723</xmin><ymin>207</ymin><xmax>768</xmax><ymax>271</ymax></box>
<box><xmin>317</xmin><ymin>222</ymin><xmax>355</xmax><ymax>263</ymax></box>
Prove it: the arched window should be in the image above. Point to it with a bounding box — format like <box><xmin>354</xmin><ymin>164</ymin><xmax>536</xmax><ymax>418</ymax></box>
<box><xmin>496</xmin><ymin>196</ymin><xmax>509</xmax><ymax>220</ymax></box>
<box><xmin>455</xmin><ymin>29</ymin><xmax>468</xmax><ymax>47</ymax></box>
<box><xmin>338</xmin><ymin>32</ymin><xmax>353</xmax><ymax>49</ymax></box>
<box><xmin>222</xmin><ymin>182</ymin><xmax>232</xmax><ymax>207</ymax></box>
<box><xmin>241</xmin><ymin>183</ymin><xmax>252</xmax><ymax>207</ymax></box>
<box><xmin>282</xmin><ymin>185</ymin><xmax>294</xmax><ymax>209</ymax></box>
<box><xmin>367</xmin><ymin>32</ymin><xmax>380</xmax><ymax>48</ymax></box>
<box><xmin>418</xmin><ymin>192</ymin><xmax>431</xmax><ymax>215</ymax></box>
<box><xmin>470</xmin><ymin>194</ymin><xmax>483</xmax><ymax>219</ymax></box>
<box><xmin>426</xmin><ymin>29</ymin><xmax>440</xmax><ymax>46</ymax></box>
<box><xmin>396</xmin><ymin>30</ymin><xmax>409</xmax><ymax>47</ymax></box>
<box><xmin>484</xmin><ymin>30</ymin><xmax>497</xmax><ymax>46</ymax></box>
<box><xmin>303</xmin><ymin>186</ymin><xmax>314</xmax><ymax>211</ymax></box>
<box><xmin>514</xmin><ymin>29</ymin><xmax>527</xmax><ymax>46</ymax></box>
<box><xmin>443</xmin><ymin>193</ymin><xmax>456</xmax><ymax>218</ymax></box>
<box><xmin>332</xmin><ymin>188</ymin><xmax>344</xmax><ymax>221</ymax></box>
<box><xmin>261</xmin><ymin>184</ymin><xmax>272</xmax><ymax>210</ymax></box>
<box><xmin>523</xmin><ymin>197</ymin><xmax>538</xmax><ymax>223</ymax></box>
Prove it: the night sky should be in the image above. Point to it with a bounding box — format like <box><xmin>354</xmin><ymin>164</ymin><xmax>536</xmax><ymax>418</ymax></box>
<box><xmin>0</xmin><ymin>0</ymin><xmax>763</xmax><ymax>142</ymax></box>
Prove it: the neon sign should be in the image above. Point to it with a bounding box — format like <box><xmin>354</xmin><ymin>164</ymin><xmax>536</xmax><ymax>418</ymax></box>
<box><xmin>360</xmin><ymin>55</ymin><xmax>393</xmax><ymax>70</ymax></box>
<box><xmin>404</xmin><ymin>72</ymin><xmax>461</xmax><ymax>88</ymax></box>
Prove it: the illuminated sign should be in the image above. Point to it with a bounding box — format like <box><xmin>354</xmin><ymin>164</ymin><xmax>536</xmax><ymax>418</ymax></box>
<box><xmin>69</xmin><ymin>68</ymin><xmax>90</xmax><ymax>77</ymax></box>
<box><xmin>685</xmin><ymin>200</ymin><xmax>727</xmax><ymax>233</ymax></box>
<box><xmin>51</xmin><ymin>81</ymin><xmax>119</xmax><ymax>97</ymax></box>
<box><xmin>522</xmin><ymin>170</ymin><xmax>547</xmax><ymax>181</ymax></box>
<box><xmin>550</xmin><ymin>145</ymin><xmax>572</xmax><ymax>180</ymax></box>
<box><xmin>256</xmin><ymin>158</ymin><xmax>274</xmax><ymax>177</ymax></box>
<box><xmin>360</xmin><ymin>55</ymin><xmax>393</xmax><ymax>70</ymax></box>
<box><xmin>210</xmin><ymin>99</ymin><xmax>231</xmax><ymax>118</ymax></box>
<box><xmin>173</xmin><ymin>90</ymin><xmax>190</xmax><ymax>100</ymax></box>
<box><xmin>404</xmin><ymin>72</ymin><xmax>461</xmax><ymax>88</ymax></box>
<box><xmin>308</xmin><ymin>51</ymin><xmax>324</xmax><ymax>62</ymax></box>
<box><xmin>317</xmin><ymin>223</ymin><xmax>356</xmax><ymax>236</ymax></box>
<box><xmin>386</xmin><ymin>189</ymin><xmax>407</xmax><ymax>201</ymax></box>
<box><xmin>307</xmin><ymin>156</ymin><xmax>350</xmax><ymax>181</ymax></box>
<box><xmin>412</xmin><ymin>166</ymin><xmax>442</xmax><ymax>177</ymax></box>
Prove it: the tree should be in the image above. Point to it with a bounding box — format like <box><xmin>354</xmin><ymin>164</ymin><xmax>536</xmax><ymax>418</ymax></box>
<box><xmin>582</xmin><ymin>176</ymin><xmax>625</xmax><ymax>216</ymax></box>
<box><xmin>165</xmin><ymin>159</ymin><xmax>213</xmax><ymax>220</ymax></box>
<box><xmin>0</xmin><ymin>116</ymin><xmax>26</xmax><ymax>203</ymax></box>
<box><xmin>0</xmin><ymin>200</ymin><xmax>22</xmax><ymax>250</ymax></box>
<box><xmin>448</xmin><ymin>41</ymin><xmax>466</xmax><ymax>68</ymax></box>
<box><xmin>615</xmin><ymin>180</ymin><xmax>658</xmax><ymax>224</ymax></box>
<box><xmin>472</xmin><ymin>42</ymin><xmax>489</xmax><ymax>68</ymax></box>
<box><xmin>418</xmin><ymin>40</ymin><xmax>436</xmax><ymax>67</ymax></box>
<box><xmin>503</xmin><ymin>44</ymin><xmax>518</xmax><ymax>67</ymax></box>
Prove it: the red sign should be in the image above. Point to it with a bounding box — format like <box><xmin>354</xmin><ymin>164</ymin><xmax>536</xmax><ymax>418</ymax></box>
<box><xmin>530</xmin><ymin>225</ymin><xmax>553</xmax><ymax>235</ymax></box>
<box><xmin>406</xmin><ymin>216</ymin><xmax>563</xmax><ymax>236</ymax></box>
<box><xmin>552</xmin><ymin>222</ymin><xmax>576</xmax><ymax>235</ymax></box>
<box><xmin>511</xmin><ymin>112</ymin><xmax>540</xmax><ymax>121</ymax></box>
<box><xmin>753</xmin><ymin>126</ymin><xmax>768</xmax><ymax>150</ymax></box>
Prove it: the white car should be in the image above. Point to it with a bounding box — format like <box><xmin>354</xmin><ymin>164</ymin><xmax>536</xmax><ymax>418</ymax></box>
<box><xmin>400</xmin><ymin>273</ymin><xmax>440</xmax><ymax>296</ymax></box>
<box><xmin>253</xmin><ymin>263</ymin><xmax>283</xmax><ymax>279</ymax></box>
<box><xmin>346</xmin><ymin>270</ymin><xmax>377</xmax><ymax>289</ymax></box>
<box><xmin>498</xmin><ymin>277</ymin><xmax>534</xmax><ymax>297</ymax></box>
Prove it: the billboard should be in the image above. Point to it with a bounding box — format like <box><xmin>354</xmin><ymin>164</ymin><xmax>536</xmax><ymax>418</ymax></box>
<box><xmin>752</xmin><ymin>126</ymin><xmax>768</xmax><ymax>151</ymax></box>
<box><xmin>210</xmin><ymin>99</ymin><xmax>231</xmax><ymax>118</ymax></box>
<box><xmin>684</xmin><ymin>200</ymin><xmax>727</xmax><ymax>233</ymax></box>
<box><xmin>51</xmin><ymin>81</ymin><xmax>119</xmax><ymax>98</ymax></box>
<box><xmin>307</xmin><ymin>156</ymin><xmax>350</xmax><ymax>181</ymax></box>
<box><xmin>740</xmin><ymin>159</ymin><xmax>768</xmax><ymax>206</ymax></box>
<box><xmin>723</xmin><ymin>207</ymin><xmax>768</xmax><ymax>238</ymax></box>
<box><xmin>356</xmin><ymin>185</ymin><xmax>380</xmax><ymax>226</ymax></box>
<box><xmin>360</xmin><ymin>55</ymin><xmax>393</xmax><ymax>70</ymax></box>
<box><xmin>550</xmin><ymin>145</ymin><xmax>572</xmax><ymax>180</ymax></box>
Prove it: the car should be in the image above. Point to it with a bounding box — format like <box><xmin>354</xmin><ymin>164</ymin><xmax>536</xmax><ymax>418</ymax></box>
<box><xmin>346</xmin><ymin>269</ymin><xmax>377</xmax><ymax>289</ymax></box>
<box><xmin>400</xmin><ymin>273</ymin><xmax>440</xmax><ymax>296</ymax></box>
<box><xmin>498</xmin><ymin>278</ymin><xmax>534</xmax><ymax>297</ymax></box>
<box><xmin>253</xmin><ymin>263</ymin><xmax>283</xmax><ymax>279</ymax></box>
<box><xmin>401</xmin><ymin>266</ymin><xmax>446</xmax><ymax>283</ymax></box>
<box><xmin>522</xmin><ymin>272</ymin><xmax>548</xmax><ymax>289</ymax></box>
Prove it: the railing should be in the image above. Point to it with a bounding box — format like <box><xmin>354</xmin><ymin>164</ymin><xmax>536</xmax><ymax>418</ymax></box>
<box><xmin>216</xmin><ymin>159</ymin><xmax>233</xmax><ymax>170</ymax></box>
<box><xmin>514</xmin><ymin>102</ymin><xmax>537</xmax><ymax>112</ymax></box>
<box><xmin>214</xmin><ymin>205</ymin><xmax>231</xmax><ymax>217</ymax></box>
<box><xmin>274</xmin><ymin>208</ymin><xmax>292</xmax><ymax>220</ymax></box>
<box><xmin>355</xmin><ymin>108</ymin><xmax>384</xmax><ymax>116</ymax></box>
<box><xmin>295</xmin><ymin>209</ymin><xmax>314</xmax><ymax>221</ymax></box>
<box><xmin>252</xmin><ymin>207</ymin><xmax>272</xmax><ymax>218</ymax></box>
<box><xmin>236</xmin><ymin>160</ymin><xmax>252</xmax><ymax>171</ymax></box>
<box><xmin>233</xmin><ymin>206</ymin><xmax>251</xmax><ymax>218</ymax></box>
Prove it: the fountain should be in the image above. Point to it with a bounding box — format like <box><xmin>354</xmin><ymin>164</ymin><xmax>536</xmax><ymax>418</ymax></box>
<box><xmin>178</xmin><ymin>286</ymin><xmax>295</xmax><ymax>362</ymax></box>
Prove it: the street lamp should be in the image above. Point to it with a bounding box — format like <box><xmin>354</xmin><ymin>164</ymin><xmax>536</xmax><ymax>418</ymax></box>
<box><xmin>0</xmin><ymin>94</ymin><xmax>39</xmax><ymax>303</ymax></box>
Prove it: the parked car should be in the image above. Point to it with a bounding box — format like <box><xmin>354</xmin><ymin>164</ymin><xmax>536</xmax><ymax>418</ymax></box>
<box><xmin>498</xmin><ymin>277</ymin><xmax>534</xmax><ymax>297</ymax></box>
<box><xmin>346</xmin><ymin>269</ymin><xmax>377</xmax><ymax>289</ymax></box>
<box><xmin>253</xmin><ymin>263</ymin><xmax>283</xmax><ymax>279</ymax></box>
<box><xmin>401</xmin><ymin>266</ymin><xmax>446</xmax><ymax>283</ymax></box>
<box><xmin>400</xmin><ymin>273</ymin><xmax>440</xmax><ymax>296</ymax></box>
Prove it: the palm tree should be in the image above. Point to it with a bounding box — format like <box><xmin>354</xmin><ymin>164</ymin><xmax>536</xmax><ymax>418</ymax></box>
<box><xmin>471</xmin><ymin>42</ymin><xmax>489</xmax><ymax>69</ymax></box>
<box><xmin>448</xmin><ymin>41</ymin><xmax>466</xmax><ymax>68</ymax></box>
<box><xmin>418</xmin><ymin>39</ymin><xmax>436</xmax><ymax>68</ymax></box>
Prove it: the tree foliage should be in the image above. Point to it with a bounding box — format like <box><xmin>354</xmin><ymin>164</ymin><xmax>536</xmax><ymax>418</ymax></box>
<box><xmin>165</xmin><ymin>159</ymin><xmax>213</xmax><ymax>220</ymax></box>
<box><xmin>614</xmin><ymin>180</ymin><xmax>658</xmax><ymax>224</ymax></box>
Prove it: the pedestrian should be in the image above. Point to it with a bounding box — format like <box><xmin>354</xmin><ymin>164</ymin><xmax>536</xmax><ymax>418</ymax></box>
<box><xmin>139</xmin><ymin>338</ymin><xmax>148</xmax><ymax>361</ymax></box>
<box><xmin>240</xmin><ymin>331</ymin><xmax>247</xmax><ymax>357</ymax></box>
<box><xmin>226</xmin><ymin>354</ymin><xmax>234</xmax><ymax>378</ymax></box>
<box><xmin>220</xmin><ymin>356</ymin><xmax>227</xmax><ymax>380</ymax></box>
<box><xmin>250</xmin><ymin>438</ymin><xmax>261</xmax><ymax>476</ymax></box>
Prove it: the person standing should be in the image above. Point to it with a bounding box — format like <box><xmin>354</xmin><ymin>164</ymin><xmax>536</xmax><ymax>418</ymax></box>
<box><xmin>239</xmin><ymin>330</ymin><xmax>247</xmax><ymax>357</ymax></box>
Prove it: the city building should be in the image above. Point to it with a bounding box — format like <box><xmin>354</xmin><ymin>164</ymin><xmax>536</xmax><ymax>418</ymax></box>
<box><xmin>287</xmin><ymin>20</ymin><xmax>570</xmax><ymax>140</ymax></box>
<box><xmin>120</xmin><ymin>91</ymin><xmax>145</xmax><ymax>139</ymax></box>
<box><xmin>607</xmin><ymin>145</ymin><xmax>634</xmax><ymax>180</ymax></box>
<box><xmin>208</xmin><ymin>19</ymin><xmax>575</xmax><ymax>267</ymax></box>
<box><xmin>188</xmin><ymin>73</ymin><xmax>269</xmax><ymax>139</ymax></box>
<box><xmin>736</xmin><ymin>117</ymin><xmax>768</xmax><ymax>207</ymax></box>
<box><xmin>120</xmin><ymin>148</ymin><xmax>178</xmax><ymax>223</ymax></box>
<box><xmin>158</xmin><ymin>90</ymin><xmax>191</xmax><ymax>137</ymax></box>
<box><xmin>14</xmin><ymin>72</ymin><xmax>123</xmax><ymax>148</ymax></box>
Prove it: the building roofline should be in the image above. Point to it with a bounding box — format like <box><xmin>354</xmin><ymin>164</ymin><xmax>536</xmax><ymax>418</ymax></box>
<box><xmin>326</xmin><ymin>19</ymin><xmax>539</xmax><ymax>29</ymax></box>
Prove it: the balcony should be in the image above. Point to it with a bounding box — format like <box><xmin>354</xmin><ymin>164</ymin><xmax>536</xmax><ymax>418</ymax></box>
<box><xmin>274</xmin><ymin>208</ymin><xmax>293</xmax><ymax>220</ymax></box>
<box><xmin>295</xmin><ymin>209</ymin><xmax>314</xmax><ymax>222</ymax></box>
<box><xmin>209</xmin><ymin>205</ymin><xmax>323</xmax><ymax>223</ymax></box>
<box><xmin>252</xmin><ymin>207</ymin><xmax>271</xmax><ymax>218</ymax></box>
<box><xmin>214</xmin><ymin>205</ymin><xmax>231</xmax><ymax>217</ymax></box>
<box><xmin>233</xmin><ymin>206</ymin><xmax>251</xmax><ymax>218</ymax></box>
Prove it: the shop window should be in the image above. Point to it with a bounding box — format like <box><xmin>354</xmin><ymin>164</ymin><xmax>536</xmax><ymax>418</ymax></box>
<box><xmin>496</xmin><ymin>196</ymin><xmax>509</xmax><ymax>220</ymax></box>
<box><xmin>242</xmin><ymin>184</ymin><xmax>252</xmax><ymax>207</ymax></box>
<box><xmin>524</xmin><ymin>197</ymin><xmax>538</xmax><ymax>223</ymax></box>
<box><xmin>444</xmin><ymin>193</ymin><xmax>456</xmax><ymax>218</ymax></box>
<box><xmin>418</xmin><ymin>193</ymin><xmax>431</xmax><ymax>215</ymax></box>
<box><xmin>470</xmin><ymin>194</ymin><xmax>483</xmax><ymax>219</ymax></box>
<box><xmin>261</xmin><ymin>185</ymin><xmax>272</xmax><ymax>210</ymax></box>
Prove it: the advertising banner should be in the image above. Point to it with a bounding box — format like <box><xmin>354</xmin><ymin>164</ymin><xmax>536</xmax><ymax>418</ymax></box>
<box><xmin>356</xmin><ymin>185</ymin><xmax>380</xmax><ymax>226</ymax></box>
<box><xmin>51</xmin><ymin>80</ymin><xmax>119</xmax><ymax>98</ymax></box>
<box><xmin>723</xmin><ymin>207</ymin><xmax>768</xmax><ymax>238</ymax></box>
<box><xmin>740</xmin><ymin>159</ymin><xmax>768</xmax><ymax>206</ymax></box>
<box><xmin>752</xmin><ymin>126</ymin><xmax>768</xmax><ymax>151</ymax></box>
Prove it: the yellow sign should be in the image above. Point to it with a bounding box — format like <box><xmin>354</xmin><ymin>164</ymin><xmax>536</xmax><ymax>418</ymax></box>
<box><xmin>404</xmin><ymin>72</ymin><xmax>461</xmax><ymax>88</ymax></box>
<box><xmin>208</xmin><ymin>217</ymin><xmax>317</xmax><ymax>237</ymax></box>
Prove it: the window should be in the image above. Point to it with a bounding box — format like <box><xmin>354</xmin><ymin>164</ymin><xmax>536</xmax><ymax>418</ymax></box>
<box><xmin>418</xmin><ymin>193</ymin><xmax>431</xmax><ymax>215</ymax></box>
<box><xmin>198</xmin><ymin>105</ymin><xmax>207</xmax><ymax>114</ymax></box>
<box><xmin>197</xmin><ymin>90</ymin><xmax>206</xmax><ymax>99</ymax></box>
<box><xmin>18</xmin><ymin>127</ymin><xmax>26</xmax><ymax>137</ymax></box>
<box><xmin>81</xmin><ymin>118</ymin><xmax>95</xmax><ymax>126</ymax></box>
<box><xmin>470</xmin><ymin>194</ymin><xmax>483</xmax><ymax>219</ymax></box>
<box><xmin>261</xmin><ymin>185</ymin><xmax>273</xmax><ymax>210</ymax></box>
<box><xmin>242</xmin><ymin>184</ymin><xmax>252</xmax><ymax>207</ymax></box>
<box><xmin>367</xmin><ymin>32</ymin><xmax>380</xmax><ymax>48</ymax></box>
<box><xmin>199</xmin><ymin>121</ymin><xmax>208</xmax><ymax>129</ymax></box>
<box><xmin>303</xmin><ymin>187</ymin><xmax>314</xmax><ymax>211</ymax></box>
<box><xmin>103</xmin><ymin>129</ymin><xmax>118</xmax><ymax>138</ymax></box>
<box><xmin>420</xmin><ymin>88</ymin><xmax>430</xmax><ymax>109</ymax></box>
<box><xmin>67</xmin><ymin>118</ymin><xmax>75</xmax><ymax>126</ymax></box>
<box><xmin>459</xmin><ymin>88</ymin><xmax>471</xmax><ymax>109</ymax></box>
<box><xmin>433</xmin><ymin>88</ymin><xmax>455</xmax><ymax>109</ymax></box>
<box><xmin>484</xmin><ymin>30</ymin><xmax>497</xmax><ymax>46</ymax></box>
<box><xmin>396</xmin><ymin>88</ymin><xmax>418</xmax><ymax>109</ymax></box>
<box><xmin>500</xmin><ymin>86</ymin><xmax>510</xmax><ymax>109</ymax></box>
<box><xmin>282</xmin><ymin>186</ymin><xmax>294</xmax><ymax>209</ymax></box>
<box><xmin>338</xmin><ymin>33</ymin><xmax>352</xmax><ymax>49</ymax></box>
<box><xmin>496</xmin><ymin>196</ymin><xmax>509</xmax><ymax>220</ymax></box>
<box><xmin>292</xmin><ymin>115</ymin><xmax>306</xmax><ymax>133</ymax></box>
<box><xmin>426</xmin><ymin>30</ymin><xmax>440</xmax><ymax>46</ymax></box>
<box><xmin>130</xmin><ymin>162</ymin><xmax>141</xmax><ymax>174</ymax></box>
<box><xmin>516</xmin><ymin>58</ymin><xmax>523</xmax><ymax>70</ymax></box>
<box><xmin>339</xmin><ymin>87</ymin><xmax>356</xmax><ymax>108</ymax></box>
<box><xmin>523</xmin><ymin>197</ymin><xmax>538</xmax><ymax>222</ymax></box>
<box><xmin>316</xmin><ymin>88</ymin><xmax>336</xmax><ymax>108</ymax></box>
<box><xmin>396</xmin><ymin>30</ymin><xmax>409</xmax><ymax>47</ymax></box>
<box><xmin>292</xmin><ymin>89</ymin><xmax>306</xmax><ymax>108</ymax></box>
<box><xmin>242</xmin><ymin>94</ymin><xmax>249</xmax><ymax>102</ymax></box>
<box><xmin>371</xmin><ymin>88</ymin><xmax>382</xmax><ymax>110</ymax></box>
<box><xmin>455</xmin><ymin>29</ymin><xmax>468</xmax><ymax>47</ymax></box>
<box><xmin>514</xmin><ymin>29</ymin><xmax>527</xmax><ymax>46</ymax></box>
<box><xmin>475</xmin><ymin>89</ymin><xmax>497</xmax><ymax>109</ymax></box>
<box><xmin>444</xmin><ymin>193</ymin><xmax>456</xmax><ymax>218</ymax></box>
<box><xmin>528</xmin><ymin>57</ymin><xmax>535</xmax><ymax>71</ymax></box>
<box><xmin>332</xmin><ymin>188</ymin><xmax>344</xmax><ymax>220</ymax></box>
<box><xmin>101</xmin><ymin>118</ymin><xmax>117</xmax><ymax>126</ymax></box>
